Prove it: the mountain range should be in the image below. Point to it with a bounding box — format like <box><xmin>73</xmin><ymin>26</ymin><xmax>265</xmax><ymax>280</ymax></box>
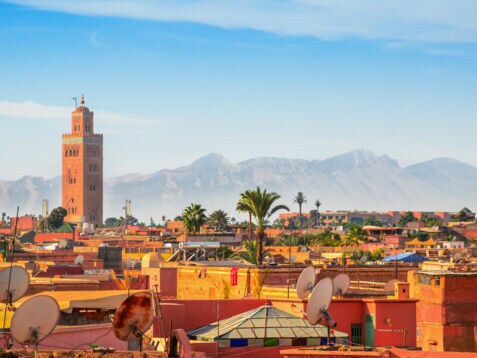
<box><xmin>1</xmin><ymin>149</ymin><xmax>476</xmax><ymax>221</ymax></box>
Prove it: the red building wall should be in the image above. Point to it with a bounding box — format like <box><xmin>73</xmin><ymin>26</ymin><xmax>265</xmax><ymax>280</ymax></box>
<box><xmin>10</xmin><ymin>216</ymin><xmax>38</xmax><ymax>231</ymax></box>
<box><xmin>410</xmin><ymin>271</ymin><xmax>477</xmax><ymax>352</ymax></box>
<box><xmin>154</xmin><ymin>299</ymin><xmax>267</xmax><ymax>337</ymax></box>
<box><xmin>35</xmin><ymin>232</ymin><xmax>74</xmax><ymax>243</ymax></box>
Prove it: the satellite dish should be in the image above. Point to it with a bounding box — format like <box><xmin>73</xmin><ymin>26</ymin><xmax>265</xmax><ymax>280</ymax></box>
<box><xmin>384</xmin><ymin>279</ymin><xmax>399</xmax><ymax>293</ymax></box>
<box><xmin>124</xmin><ymin>258</ymin><xmax>136</xmax><ymax>270</ymax></box>
<box><xmin>306</xmin><ymin>277</ymin><xmax>333</xmax><ymax>325</ymax></box>
<box><xmin>112</xmin><ymin>292</ymin><xmax>155</xmax><ymax>342</ymax></box>
<box><xmin>296</xmin><ymin>266</ymin><xmax>316</xmax><ymax>299</ymax></box>
<box><xmin>332</xmin><ymin>274</ymin><xmax>350</xmax><ymax>297</ymax></box>
<box><xmin>74</xmin><ymin>255</ymin><xmax>84</xmax><ymax>265</ymax></box>
<box><xmin>10</xmin><ymin>295</ymin><xmax>60</xmax><ymax>345</ymax></box>
<box><xmin>0</xmin><ymin>266</ymin><xmax>30</xmax><ymax>304</ymax></box>
<box><xmin>359</xmin><ymin>256</ymin><xmax>368</xmax><ymax>265</ymax></box>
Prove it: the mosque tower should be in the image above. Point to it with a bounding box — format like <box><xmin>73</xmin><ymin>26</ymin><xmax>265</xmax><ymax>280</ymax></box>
<box><xmin>62</xmin><ymin>94</ymin><xmax>103</xmax><ymax>226</ymax></box>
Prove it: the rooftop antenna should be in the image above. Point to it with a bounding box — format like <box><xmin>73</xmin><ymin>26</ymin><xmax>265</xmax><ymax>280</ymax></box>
<box><xmin>306</xmin><ymin>277</ymin><xmax>337</xmax><ymax>346</ymax></box>
<box><xmin>120</xmin><ymin>199</ymin><xmax>132</xmax><ymax>248</ymax></box>
<box><xmin>71</xmin><ymin>97</ymin><xmax>77</xmax><ymax>108</ymax></box>
<box><xmin>2</xmin><ymin>206</ymin><xmax>22</xmax><ymax>334</ymax></box>
<box><xmin>332</xmin><ymin>274</ymin><xmax>350</xmax><ymax>298</ymax></box>
<box><xmin>42</xmin><ymin>199</ymin><xmax>49</xmax><ymax>233</ymax></box>
<box><xmin>10</xmin><ymin>295</ymin><xmax>60</xmax><ymax>351</ymax></box>
<box><xmin>112</xmin><ymin>291</ymin><xmax>155</xmax><ymax>352</ymax></box>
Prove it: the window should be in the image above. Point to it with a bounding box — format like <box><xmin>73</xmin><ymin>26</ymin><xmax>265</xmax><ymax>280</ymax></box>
<box><xmin>351</xmin><ymin>324</ymin><xmax>362</xmax><ymax>346</ymax></box>
<box><xmin>418</xmin><ymin>275</ymin><xmax>431</xmax><ymax>285</ymax></box>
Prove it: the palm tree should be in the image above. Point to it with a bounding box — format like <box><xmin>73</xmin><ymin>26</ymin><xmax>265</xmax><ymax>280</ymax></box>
<box><xmin>236</xmin><ymin>190</ymin><xmax>254</xmax><ymax>241</ymax></box>
<box><xmin>277</xmin><ymin>234</ymin><xmax>300</xmax><ymax>246</ymax></box>
<box><xmin>207</xmin><ymin>209</ymin><xmax>229</xmax><ymax>231</ymax></box>
<box><xmin>343</xmin><ymin>225</ymin><xmax>367</xmax><ymax>246</ymax></box>
<box><xmin>236</xmin><ymin>187</ymin><xmax>289</xmax><ymax>265</ymax></box>
<box><xmin>293</xmin><ymin>192</ymin><xmax>307</xmax><ymax>228</ymax></box>
<box><xmin>182</xmin><ymin>203</ymin><xmax>207</xmax><ymax>234</ymax></box>
<box><xmin>314</xmin><ymin>199</ymin><xmax>321</xmax><ymax>226</ymax></box>
<box><xmin>232</xmin><ymin>240</ymin><xmax>269</xmax><ymax>265</ymax></box>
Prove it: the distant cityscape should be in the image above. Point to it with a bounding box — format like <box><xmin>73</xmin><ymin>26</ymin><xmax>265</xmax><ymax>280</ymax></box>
<box><xmin>0</xmin><ymin>99</ymin><xmax>476</xmax><ymax>356</ymax></box>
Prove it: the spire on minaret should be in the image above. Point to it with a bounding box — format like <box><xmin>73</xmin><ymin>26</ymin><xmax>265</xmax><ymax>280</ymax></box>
<box><xmin>80</xmin><ymin>93</ymin><xmax>85</xmax><ymax>106</ymax></box>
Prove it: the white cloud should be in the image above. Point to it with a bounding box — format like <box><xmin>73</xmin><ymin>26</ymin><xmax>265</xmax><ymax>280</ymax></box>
<box><xmin>0</xmin><ymin>101</ymin><xmax>69</xmax><ymax>120</ymax></box>
<box><xmin>6</xmin><ymin>0</ymin><xmax>477</xmax><ymax>43</ymax></box>
<box><xmin>0</xmin><ymin>100</ymin><xmax>158</xmax><ymax>126</ymax></box>
<box><xmin>383</xmin><ymin>42</ymin><xmax>466</xmax><ymax>57</ymax></box>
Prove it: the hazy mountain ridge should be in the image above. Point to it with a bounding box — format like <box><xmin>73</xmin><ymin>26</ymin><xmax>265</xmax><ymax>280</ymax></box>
<box><xmin>1</xmin><ymin>149</ymin><xmax>476</xmax><ymax>220</ymax></box>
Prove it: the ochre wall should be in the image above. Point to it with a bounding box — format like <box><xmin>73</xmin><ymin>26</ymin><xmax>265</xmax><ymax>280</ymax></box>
<box><xmin>176</xmin><ymin>266</ymin><xmax>253</xmax><ymax>299</ymax></box>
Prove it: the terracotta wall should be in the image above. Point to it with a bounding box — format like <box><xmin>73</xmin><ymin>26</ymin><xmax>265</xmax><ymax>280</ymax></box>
<box><xmin>409</xmin><ymin>270</ymin><xmax>477</xmax><ymax>352</ymax></box>
<box><xmin>35</xmin><ymin>232</ymin><xmax>74</xmax><ymax>243</ymax></box>
<box><xmin>154</xmin><ymin>299</ymin><xmax>267</xmax><ymax>337</ymax></box>
<box><xmin>319</xmin><ymin>267</ymin><xmax>413</xmax><ymax>283</ymax></box>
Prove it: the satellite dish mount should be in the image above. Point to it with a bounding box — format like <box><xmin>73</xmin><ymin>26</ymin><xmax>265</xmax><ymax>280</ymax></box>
<box><xmin>306</xmin><ymin>277</ymin><xmax>338</xmax><ymax>346</ymax></box>
<box><xmin>10</xmin><ymin>295</ymin><xmax>60</xmax><ymax>352</ymax></box>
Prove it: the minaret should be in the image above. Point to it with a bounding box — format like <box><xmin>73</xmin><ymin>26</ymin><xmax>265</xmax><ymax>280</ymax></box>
<box><xmin>62</xmin><ymin>94</ymin><xmax>103</xmax><ymax>226</ymax></box>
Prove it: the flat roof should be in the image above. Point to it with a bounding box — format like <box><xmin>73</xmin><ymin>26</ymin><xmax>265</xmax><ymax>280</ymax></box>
<box><xmin>17</xmin><ymin>290</ymin><xmax>146</xmax><ymax>313</ymax></box>
<box><xmin>417</xmin><ymin>270</ymin><xmax>477</xmax><ymax>276</ymax></box>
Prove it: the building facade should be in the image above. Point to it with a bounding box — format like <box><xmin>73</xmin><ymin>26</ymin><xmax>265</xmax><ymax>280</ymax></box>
<box><xmin>408</xmin><ymin>269</ymin><xmax>477</xmax><ymax>352</ymax></box>
<box><xmin>62</xmin><ymin>95</ymin><xmax>103</xmax><ymax>225</ymax></box>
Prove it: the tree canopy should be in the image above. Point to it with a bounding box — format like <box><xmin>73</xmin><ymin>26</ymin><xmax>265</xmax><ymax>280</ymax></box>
<box><xmin>207</xmin><ymin>209</ymin><xmax>229</xmax><ymax>231</ymax></box>
<box><xmin>236</xmin><ymin>187</ymin><xmax>289</xmax><ymax>265</ymax></box>
<box><xmin>452</xmin><ymin>207</ymin><xmax>475</xmax><ymax>222</ymax></box>
<box><xmin>398</xmin><ymin>211</ymin><xmax>417</xmax><ymax>227</ymax></box>
<box><xmin>343</xmin><ymin>225</ymin><xmax>367</xmax><ymax>246</ymax></box>
<box><xmin>363</xmin><ymin>216</ymin><xmax>384</xmax><ymax>227</ymax></box>
<box><xmin>293</xmin><ymin>192</ymin><xmax>307</xmax><ymax>228</ymax></box>
<box><xmin>104</xmin><ymin>217</ymin><xmax>121</xmax><ymax>227</ymax></box>
<box><xmin>182</xmin><ymin>203</ymin><xmax>207</xmax><ymax>233</ymax></box>
<box><xmin>232</xmin><ymin>240</ymin><xmax>269</xmax><ymax>265</ymax></box>
<box><xmin>47</xmin><ymin>207</ymin><xmax>67</xmax><ymax>230</ymax></box>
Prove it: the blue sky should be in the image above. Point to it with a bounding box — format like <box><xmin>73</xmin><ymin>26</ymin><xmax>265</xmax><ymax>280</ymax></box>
<box><xmin>1</xmin><ymin>0</ymin><xmax>477</xmax><ymax>180</ymax></box>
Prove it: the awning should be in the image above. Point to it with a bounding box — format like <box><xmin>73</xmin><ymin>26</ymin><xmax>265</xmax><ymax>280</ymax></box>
<box><xmin>382</xmin><ymin>252</ymin><xmax>427</xmax><ymax>263</ymax></box>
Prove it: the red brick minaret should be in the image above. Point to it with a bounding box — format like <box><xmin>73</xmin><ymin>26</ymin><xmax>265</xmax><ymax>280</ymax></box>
<box><xmin>62</xmin><ymin>94</ymin><xmax>103</xmax><ymax>225</ymax></box>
